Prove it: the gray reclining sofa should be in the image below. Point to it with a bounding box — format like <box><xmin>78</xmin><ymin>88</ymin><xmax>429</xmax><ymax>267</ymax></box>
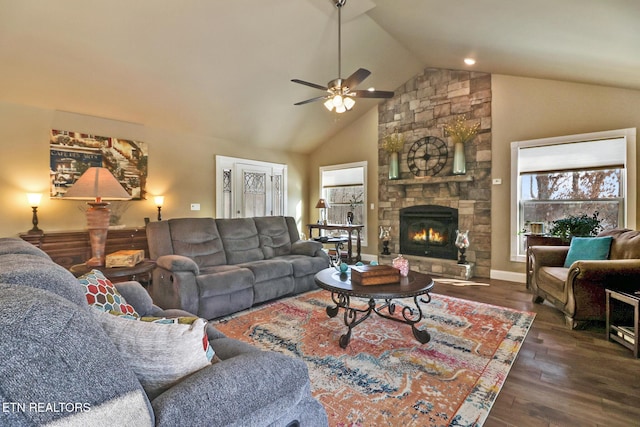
<box><xmin>146</xmin><ymin>216</ymin><xmax>330</xmax><ymax>319</ymax></box>
<box><xmin>0</xmin><ymin>237</ymin><xmax>328</xmax><ymax>426</ymax></box>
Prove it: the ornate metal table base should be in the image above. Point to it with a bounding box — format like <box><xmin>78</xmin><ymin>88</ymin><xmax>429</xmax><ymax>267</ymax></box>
<box><xmin>326</xmin><ymin>292</ymin><xmax>432</xmax><ymax>349</ymax></box>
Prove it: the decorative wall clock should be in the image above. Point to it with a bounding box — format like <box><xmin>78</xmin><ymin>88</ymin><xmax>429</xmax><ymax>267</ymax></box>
<box><xmin>406</xmin><ymin>136</ymin><xmax>448</xmax><ymax>176</ymax></box>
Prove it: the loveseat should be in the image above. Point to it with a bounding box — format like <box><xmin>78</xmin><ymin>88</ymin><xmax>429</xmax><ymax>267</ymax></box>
<box><xmin>0</xmin><ymin>237</ymin><xmax>328</xmax><ymax>426</ymax></box>
<box><xmin>530</xmin><ymin>228</ymin><xmax>640</xmax><ymax>328</ymax></box>
<box><xmin>146</xmin><ymin>216</ymin><xmax>330</xmax><ymax>319</ymax></box>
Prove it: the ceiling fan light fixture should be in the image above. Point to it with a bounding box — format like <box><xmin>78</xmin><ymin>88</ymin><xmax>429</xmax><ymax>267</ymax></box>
<box><xmin>324</xmin><ymin>98</ymin><xmax>334</xmax><ymax>111</ymax></box>
<box><xmin>343</xmin><ymin>96</ymin><xmax>355</xmax><ymax>110</ymax></box>
<box><xmin>332</xmin><ymin>94</ymin><xmax>344</xmax><ymax>107</ymax></box>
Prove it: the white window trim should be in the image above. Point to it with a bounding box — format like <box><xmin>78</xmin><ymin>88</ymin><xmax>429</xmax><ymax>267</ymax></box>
<box><xmin>319</xmin><ymin>161</ymin><xmax>368</xmax><ymax>246</ymax></box>
<box><xmin>510</xmin><ymin>128</ymin><xmax>636</xmax><ymax>262</ymax></box>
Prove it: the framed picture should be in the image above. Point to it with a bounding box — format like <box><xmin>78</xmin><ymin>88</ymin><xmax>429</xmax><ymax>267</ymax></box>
<box><xmin>49</xmin><ymin>129</ymin><xmax>148</xmax><ymax>200</ymax></box>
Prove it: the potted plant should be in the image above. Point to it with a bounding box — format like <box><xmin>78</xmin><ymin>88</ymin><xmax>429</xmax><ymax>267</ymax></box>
<box><xmin>549</xmin><ymin>211</ymin><xmax>603</xmax><ymax>242</ymax></box>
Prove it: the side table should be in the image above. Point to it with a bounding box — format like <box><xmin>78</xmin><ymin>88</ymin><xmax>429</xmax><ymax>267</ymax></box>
<box><xmin>605</xmin><ymin>289</ymin><xmax>639</xmax><ymax>358</ymax></box>
<box><xmin>70</xmin><ymin>260</ymin><xmax>156</xmax><ymax>287</ymax></box>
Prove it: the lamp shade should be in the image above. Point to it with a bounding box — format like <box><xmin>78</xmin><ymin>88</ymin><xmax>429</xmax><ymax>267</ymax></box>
<box><xmin>315</xmin><ymin>198</ymin><xmax>330</xmax><ymax>209</ymax></box>
<box><xmin>64</xmin><ymin>167</ymin><xmax>131</xmax><ymax>202</ymax></box>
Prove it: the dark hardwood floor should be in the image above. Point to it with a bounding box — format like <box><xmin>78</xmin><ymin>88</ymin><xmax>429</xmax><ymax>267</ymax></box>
<box><xmin>431</xmin><ymin>277</ymin><xmax>640</xmax><ymax>427</ymax></box>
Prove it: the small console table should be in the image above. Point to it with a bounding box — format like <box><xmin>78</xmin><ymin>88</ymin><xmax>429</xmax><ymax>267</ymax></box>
<box><xmin>70</xmin><ymin>260</ymin><xmax>156</xmax><ymax>286</ymax></box>
<box><xmin>307</xmin><ymin>223</ymin><xmax>364</xmax><ymax>263</ymax></box>
<box><xmin>606</xmin><ymin>289</ymin><xmax>639</xmax><ymax>358</ymax></box>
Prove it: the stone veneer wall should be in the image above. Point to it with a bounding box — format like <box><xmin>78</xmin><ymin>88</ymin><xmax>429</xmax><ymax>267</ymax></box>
<box><xmin>378</xmin><ymin>68</ymin><xmax>492</xmax><ymax>278</ymax></box>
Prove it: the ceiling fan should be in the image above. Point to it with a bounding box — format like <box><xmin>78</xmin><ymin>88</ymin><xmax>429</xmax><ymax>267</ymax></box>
<box><xmin>292</xmin><ymin>0</ymin><xmax>394</xmax><ymax>113</ymax></box>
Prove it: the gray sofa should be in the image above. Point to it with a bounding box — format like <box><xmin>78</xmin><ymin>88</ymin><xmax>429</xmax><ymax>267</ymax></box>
<box><xmin>146</xmin><ymin>216</ymin><xmax>330</xmax><ymax>320</ymax></box>
<box><xmin>0</xmin><ymin>237</ymin><xmax>328</xmax><ymax>427</ymax></box>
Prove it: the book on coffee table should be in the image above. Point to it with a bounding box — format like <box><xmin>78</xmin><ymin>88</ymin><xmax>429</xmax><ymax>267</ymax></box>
<box><xmin>351</xmin><ymin>265</ymin><xmax>400</xmax><ymax>286</ymax></box>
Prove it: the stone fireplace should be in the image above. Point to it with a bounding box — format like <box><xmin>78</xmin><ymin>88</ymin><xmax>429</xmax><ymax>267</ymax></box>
<box><xmin>400</xmin><ymin>205</ymin><xmax>458</xmax><ymax>260</ymax></box>
<box><xmin>378</xmin><ymin>68</ymin><xmax>492</xmax><ymax>279</ymax></box>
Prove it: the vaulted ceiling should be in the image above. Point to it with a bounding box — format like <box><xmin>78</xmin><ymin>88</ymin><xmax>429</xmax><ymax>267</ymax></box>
<box><xmin>1</xmin><ymin>0</ymin><xmax>639</xmax><ymax>153</ymax></box>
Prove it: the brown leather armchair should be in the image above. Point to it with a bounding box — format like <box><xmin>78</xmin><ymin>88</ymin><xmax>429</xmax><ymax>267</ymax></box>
<box><xmin>530</xmin><ymin>228</ymin><xmax>640</xmax><ymax>328</ymax></box>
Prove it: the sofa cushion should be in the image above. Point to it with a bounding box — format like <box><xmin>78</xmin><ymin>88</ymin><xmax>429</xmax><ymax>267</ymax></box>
<box><xmin>538</xmin><ymin>266</ymin><xmax>570</xmax><ymax>302</ymax></box>
<box><xmin>254</xmin><ymin>216</ymin><xmax>292</xmax><ymax>258</ymax></box>
<box><xmin>239</xmin><ymin>259</ymin><xmax>293</xmax><ymax>283</ymax></box>
<box><xmin>0</xmin><ymin>253</ymin><xmax>88</xmax><ymax>308</ymax></box>
<box><xmin>599</xmin><ymin>228</ymin><xmax>640</xmax><ymax>259</ymax></box>
<box><xmin>0</xmin><ymin>284</ymin><xmax>153</xmax><ymax>426</ymax></box>
<box><xmin>564</xmin><ymin>236</ymin><xmax>613</xmax><ymax>267</ymax></box>
<box><xmin>169</xmin><ymin>218</ymin><xmax>227</xmax><ymax>267</ymax></box>
<box><xmin>0</xmin><ymin>237</ymin><xmax>51</xmax><ymax>258</ymax></box>
<box><xmin>78</xmin><ymin>269</ymin><xmax>139</xmax><ymax>316</ymax></box>
<box><xmin>197</xmin><ymin>265</ymin><xmax>255</xmax><ymax>298</ymax></box>
<box><xmin>278</xmin><ymin>254</ymin><xmax>329</xmax><ymax>278</ymax></box>
<box><xmin>217</xmin><ymin>218</ymin><xmax>265</xmax><ymax>264</ymax></box>
<box><xmin>93</xmin><ymin>309</ymin><xmax>214</xmax><ymax>400</ymax></box>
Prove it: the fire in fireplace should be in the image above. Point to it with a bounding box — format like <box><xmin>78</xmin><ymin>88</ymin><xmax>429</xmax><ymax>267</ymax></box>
<box><xmin>400</xmin><ymin>205</ymin><xmax>459</xmax><ymax>260</ymax></box>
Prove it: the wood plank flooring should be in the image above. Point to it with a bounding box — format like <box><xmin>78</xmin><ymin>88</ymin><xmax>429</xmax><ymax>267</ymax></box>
<box><xmin>431</xmin><ymin>277</ymin><xmax>640</xmax><ymax>427</ymax></box>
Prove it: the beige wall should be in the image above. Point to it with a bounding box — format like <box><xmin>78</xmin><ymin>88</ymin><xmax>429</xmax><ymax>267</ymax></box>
<box><xmin>307</xmin><ymin>107</ymin><xmax>380</xmax><ymax>258</ymax></box>
<box><xmin>6</xmin><ymin>74</ymin><xmax>640</xmax><ymax>277</ymax></box>
<box><xmin>0</xmin><ymin>101</ymin><xmax>309</xmax><ymax>238</ymax></box>
<box><xmin>491</xmin><ymin>74</ymin><xmax>640</xmax><ymax>277</ymax></box>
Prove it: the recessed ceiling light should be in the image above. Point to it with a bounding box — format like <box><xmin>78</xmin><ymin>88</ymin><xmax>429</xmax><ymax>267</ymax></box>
<box><xmin>367</xmin><ymin>87</ymin><xmax>375</xmax><ymax>92</ymax></box>
<box><xmin>464</xmin><ymin>58</ymin><xmax>476</xmax><ymax>66</ymax></box>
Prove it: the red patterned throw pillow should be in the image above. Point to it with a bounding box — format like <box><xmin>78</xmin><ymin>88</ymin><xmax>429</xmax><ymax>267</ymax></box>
<box><xmin>78</xmin><ymin>269</ymin><xmax>139</xmax><ymax>317</ymax></box>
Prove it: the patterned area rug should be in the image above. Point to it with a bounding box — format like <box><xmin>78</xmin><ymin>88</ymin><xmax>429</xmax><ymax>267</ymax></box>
<box><xmin>214</xmin><ymin>289</ymin><xmax>535</xmax><ymax>426</ymax></box>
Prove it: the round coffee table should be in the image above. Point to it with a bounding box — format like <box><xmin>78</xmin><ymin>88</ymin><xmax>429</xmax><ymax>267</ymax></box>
<box><xmin>314</xmin><ymin>267</ymin><xmax>434</xmax><ymax>348</ymax></box>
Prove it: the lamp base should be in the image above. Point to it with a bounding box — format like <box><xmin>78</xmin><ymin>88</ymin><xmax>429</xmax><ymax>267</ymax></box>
<box><xmin>86</xmin><ymin>202</ymin><xmax>111</xmax><ymax>267</ymax></box>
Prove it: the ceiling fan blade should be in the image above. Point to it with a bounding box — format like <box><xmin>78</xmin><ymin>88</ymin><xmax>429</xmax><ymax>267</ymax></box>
<box><xmin>294</xmin><ymin>95</ymin><xmax>328</xmax><ymax>106</ymax></box>
<box><xmin>342</xmin><ymin>68</ymin><xmax>371</xmax><ymax>90</ymax></box>
<box><xmin>291</xmin><ymin>79</ymin><xmax>328</xmax><ymax>91</ymax></box>
<box><xmin>351</xmin><ymin>89</ymin><xmax>395</xmax><ymax>99</ymax></box>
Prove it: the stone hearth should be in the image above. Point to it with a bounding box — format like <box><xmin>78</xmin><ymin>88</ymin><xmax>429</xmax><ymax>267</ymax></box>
<box><xmin>378</xmin><ymin>68</ymin><xmax>492</xmax><ymax>279</ymax></box>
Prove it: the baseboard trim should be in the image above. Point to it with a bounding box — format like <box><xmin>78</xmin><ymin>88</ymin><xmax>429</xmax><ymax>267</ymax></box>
<box><xmin>490</xmin><ymin>269</ymin><xmax>526</xmax><ymax>284</ymax></box>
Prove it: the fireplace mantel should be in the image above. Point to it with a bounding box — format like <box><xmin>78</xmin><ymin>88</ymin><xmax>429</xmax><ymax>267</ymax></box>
<box><xmin>387</xmin><ymin>175</ymin><xmax>473</xmax><ymax>186</ymax></box>
<box><xmin>387</xmin><ymin>175</ymin><xmax>473</xmax><ymax>197</ymax></box>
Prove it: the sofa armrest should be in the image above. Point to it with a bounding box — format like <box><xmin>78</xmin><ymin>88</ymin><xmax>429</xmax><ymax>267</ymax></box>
<box><xmin>156</xmin><ymin>254</ymin><xmax>199</xmax><ymax>275</ymax></box>
<box><xmin>569</xmin><ymin>259</ymin><xmax>640</xmax><ymax>282</ymax></box>
<box><xmin>151</xmin><ymin>351</ymin><xmax>312</xmax><ymax>427</ymax></box>
<box><xmin>114</xmin><ymin>281</ymin><xmax>156</xmax><ymax>315</ymax></box>
<box><xmin>291</xmin><ymin>240</ymin><xmax>324</xmax><ymax>257</ymax></box>
<box><xmin>530</xmin><ymin>245</ymin><xmax>569</xmax><ymax>268</ymax></box>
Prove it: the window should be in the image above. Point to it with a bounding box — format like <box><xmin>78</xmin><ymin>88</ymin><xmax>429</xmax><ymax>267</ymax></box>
<box><xmin>320</xmin><ymin>162</ymin><xmax>367</xmax><ymax>245</ymax></box>
<box><xmin>510</xmin><ymin>128</ymin><xmax>636</xmax><ymax>261</ymax></box>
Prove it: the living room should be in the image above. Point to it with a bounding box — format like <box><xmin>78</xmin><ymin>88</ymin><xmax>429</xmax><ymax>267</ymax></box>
<box><xmin>2</xmin><ymin>1</ymin><xmax>640</xmax><ymax>425</ymax></box>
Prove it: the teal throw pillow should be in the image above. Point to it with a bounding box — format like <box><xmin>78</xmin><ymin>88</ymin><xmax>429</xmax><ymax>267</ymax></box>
<box><xmin>563</xmin><ymin>236</ymin><xmax>613</xmax><ymax>268</ymax></box>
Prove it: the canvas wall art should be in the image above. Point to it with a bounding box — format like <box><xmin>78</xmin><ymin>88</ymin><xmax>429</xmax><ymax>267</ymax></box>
<box><xmin>49</xmin><ymin>129</ymin><xmax>148</xmax><ymax>200</ymax></box>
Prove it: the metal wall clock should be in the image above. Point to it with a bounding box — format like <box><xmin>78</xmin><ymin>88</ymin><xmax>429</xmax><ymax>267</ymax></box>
<box><xmin>406</xmin><ymin>136</ymin><xmax>448</xmax><ymax>176</ymax></box>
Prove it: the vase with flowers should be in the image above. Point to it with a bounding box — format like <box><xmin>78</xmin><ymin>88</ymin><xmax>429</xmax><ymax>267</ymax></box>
<box><xmin>443</xmin><ymin>116</ymin><xmax>480</xmax><ymax>175</ymax></box>
<box><xmin>382</xmin><ymin>128</ymin><xmax>404</xmax><ymax>180</ymax></box>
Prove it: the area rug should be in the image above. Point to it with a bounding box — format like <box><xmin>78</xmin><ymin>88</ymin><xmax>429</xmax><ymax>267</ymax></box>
<box><xmin>214</xmin><ymin>290</ymin><xmax>535</xmax><ymax>427</ymax></box>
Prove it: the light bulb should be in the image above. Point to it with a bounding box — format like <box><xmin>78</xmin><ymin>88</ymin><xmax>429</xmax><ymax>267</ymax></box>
<box><xmin>324</xmin><ymin>99</ymin><xmax>334</xmax><ymax>111</ymax></box>
<box><xmin>335</xmin><ymin>104</ymin><xmax>346</xmax><ymax>113</ymax></box>
<box><xmin>332</xmin><ymin>95</ymin><xmax>343</xmax><ymax>108</ymax></box>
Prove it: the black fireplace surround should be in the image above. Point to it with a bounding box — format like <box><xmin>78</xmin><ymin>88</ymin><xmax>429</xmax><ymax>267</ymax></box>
<box><xmin>400</xmin><ymin>205</ymin><xmax>459</xmax><ymax>260</ymax></box>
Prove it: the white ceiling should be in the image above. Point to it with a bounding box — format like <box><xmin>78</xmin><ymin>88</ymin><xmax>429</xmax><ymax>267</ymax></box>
<box><xmin>1</xmin><ymin>0</ymin><xmax>639</xmax><ymax>153</ymax></box>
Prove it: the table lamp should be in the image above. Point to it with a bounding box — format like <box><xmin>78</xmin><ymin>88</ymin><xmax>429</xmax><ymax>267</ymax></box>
<box><xmin>315</xmin><ymin>198</ymin><xmax>330</xmax><ymax>225</ymax></box>
<box><xmin>26</xmin><ymin>193</ymin><xmax>43</xmax><ymax>235</ymax></box>
<box><xmin>64</xmin><ymin>167</ymin><xmax>131</xmax><ymax>266</ymax></box>
<box><xmin>154</xmin><ymin>196</ymin><xmax>164</xmax><ymax>221</ymax></box>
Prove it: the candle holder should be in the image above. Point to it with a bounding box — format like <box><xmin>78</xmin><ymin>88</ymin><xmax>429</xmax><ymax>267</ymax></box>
<box><xmin>455</xmin><ymin>230</ymin><xmax>470</xmax><ymax>265</ymax></box>
<box><xmin>379</xmin><ymin>226</ymin><xmax>391</xmax><ymax>255</ymax></box>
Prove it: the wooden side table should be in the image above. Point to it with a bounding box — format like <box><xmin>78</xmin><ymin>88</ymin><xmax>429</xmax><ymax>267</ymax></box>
<box><xmin>606</xmin><ymin>289</ymin><xmax>639</xmax><ymax>358</ymax></box>
<box><xmin>307</xmin><ymin>223</ymin><xmax>363</xmax><ymax>263</ymax></box>
<box><xmin>70</xmin><ymin>260</ymin><xmax>156</xmax><ymax>287</ymax></box>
